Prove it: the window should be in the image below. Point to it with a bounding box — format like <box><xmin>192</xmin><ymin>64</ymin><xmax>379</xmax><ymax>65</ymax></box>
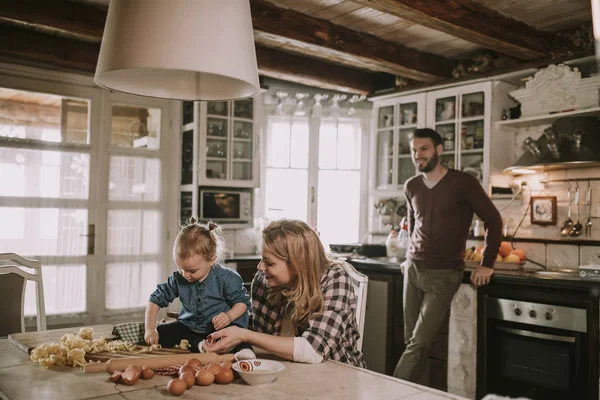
<box><xmin>264</xmin><ymin>112</ymin><xmax>365</xmax><ymax>245</ymax></box>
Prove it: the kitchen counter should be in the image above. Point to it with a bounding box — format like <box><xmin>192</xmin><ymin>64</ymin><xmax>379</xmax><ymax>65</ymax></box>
<box><xmin>345</xmin><ymin>256</ymin><xmax>600</xmax><ymax>293</ymax></box>
<box><xmin>0</xmin><ymin>336</ymin><xmax>468</xmax><ymax>400</ymax></box>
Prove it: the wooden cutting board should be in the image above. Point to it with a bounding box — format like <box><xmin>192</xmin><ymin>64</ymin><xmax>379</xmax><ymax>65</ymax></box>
<box><xmin>8</xmin><ymin>324</ymin><xmax>115</xmax><ymax>354</ymax></box>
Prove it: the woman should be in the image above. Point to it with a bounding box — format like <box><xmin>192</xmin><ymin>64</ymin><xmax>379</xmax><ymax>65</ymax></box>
<box><xmin>203</xmin><ymin>219</ymin><xmax>365</xmax><ymax>367</ymax></box>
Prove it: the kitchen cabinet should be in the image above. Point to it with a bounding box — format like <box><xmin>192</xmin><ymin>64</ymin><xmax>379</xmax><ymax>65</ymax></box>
<box><xmin>180</xmin><ymin>97</ymin><xmax>261</xmax><ymax>190</ymax></box>
<box><xmin>425</xmin><ymin>83</ymin><xmax>491</xmax><ymax>190</ymax></box>
<box><xmin>370</xmin><ymin>81</ymin><xmax>516</xmax><ymax>196</ymax></box>
<box><xmin>371</xmin><ymin>93</ymin><xmax>426</xmax><ymax>195</ymax></box>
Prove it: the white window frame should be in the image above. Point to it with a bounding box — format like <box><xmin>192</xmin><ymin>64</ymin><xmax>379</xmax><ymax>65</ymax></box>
<box><xmin>260</xmin><ymin>107</ymin><xmax>370</xmax><ymax>243</ymax></box>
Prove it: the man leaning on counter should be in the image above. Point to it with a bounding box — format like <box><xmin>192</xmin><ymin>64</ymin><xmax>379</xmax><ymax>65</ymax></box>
<box><xmin>394</xmin><ymin>128</ymin><xmax>503</xmax><ymax>384</ymax></box>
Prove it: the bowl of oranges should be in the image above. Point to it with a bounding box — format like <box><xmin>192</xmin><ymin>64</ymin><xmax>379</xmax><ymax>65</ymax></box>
<box><xmin>465</xmin><ymin>241</ymin><xmax>526</xmax><ymax>270</ymax></box>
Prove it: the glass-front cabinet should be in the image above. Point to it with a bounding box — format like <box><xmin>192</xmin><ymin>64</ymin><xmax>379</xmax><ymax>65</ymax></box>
<box><xmin>182</xmin><ymin>97</ymin><xmax>259</xmax><ymax>188</ymax></box>
<box><xmin>426</xmin><ymin>82</ymin><xmax>491</xmax><ymax>189</ymax></box>
<box><xmin>373</xmin><ymin>93</ymin><xmax>426</xmax><ymax>194</ymax></box>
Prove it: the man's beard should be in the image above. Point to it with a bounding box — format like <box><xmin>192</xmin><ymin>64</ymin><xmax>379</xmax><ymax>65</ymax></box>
<box><xmin>414</xmin><ymin>152</ymin><xmax>439</xmax><ymax>173</ymax></box>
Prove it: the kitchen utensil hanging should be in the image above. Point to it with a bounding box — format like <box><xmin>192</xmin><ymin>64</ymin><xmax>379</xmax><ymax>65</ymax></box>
<box><xmin>560</xmin><ymin>183</ymin><xmax>574</xmax><ymax>236</ymax></box>
<box><xmin>570</xmin><ymin>183</ymin><xmax>583</xmax><ymax>237</ymax></box>
<box><xmin>585</xmin><ymin>182</ymin><xmax>592</xmax><ymax>237</ymax></box>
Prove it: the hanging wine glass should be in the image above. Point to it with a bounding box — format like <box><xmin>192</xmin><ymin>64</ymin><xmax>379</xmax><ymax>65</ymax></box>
<box><xmin>347</xmin><ymin>94</ymin><xmax>366</xmax><ymax>116</ymax></box>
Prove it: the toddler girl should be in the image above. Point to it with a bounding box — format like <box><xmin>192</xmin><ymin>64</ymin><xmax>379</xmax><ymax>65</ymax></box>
<box><xmin>144</xmin><ymin>220</ymin><xmax>250</xmax><ymax>353</ymax></box>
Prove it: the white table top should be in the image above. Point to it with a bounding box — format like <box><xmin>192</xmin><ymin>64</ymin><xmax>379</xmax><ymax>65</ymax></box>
<box><xmin>0</xmin><ymin>338</ymin><xmax>467</xmax><ymax>400</ymax></box>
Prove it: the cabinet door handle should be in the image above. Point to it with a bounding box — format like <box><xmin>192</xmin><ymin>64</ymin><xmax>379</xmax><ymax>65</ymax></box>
<box><xmin>311</xmin><ymin>186</ymin><xmax>315</xmax><ymax>203</ymax></box>
<box><xmin>497</xmin><ymin>326</ymin><xmax>575</xmax><ymax>343</ymax></box>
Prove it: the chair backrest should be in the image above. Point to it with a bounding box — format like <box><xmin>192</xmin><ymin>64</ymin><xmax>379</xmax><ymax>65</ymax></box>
<box><xmin>340</xmin><ymin>261</ymin><xmax>368</xmax><ymax>352</ymax></box>
<box><xmin>0</xmin><ymin>253</ymin><xmax>47</xmax><ymax>336</ymax></box>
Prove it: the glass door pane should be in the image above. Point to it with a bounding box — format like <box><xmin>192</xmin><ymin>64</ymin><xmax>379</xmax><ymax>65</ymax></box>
<box><xmin>461</xmin><ymin>91</ymin><xmax>485</xmax><ymax>118</ymax></box>
<box><xmin>232</xmin><ymin>119</ymin><xmax>253</xmax><ymax>181</ymax></box>
<box><xmin>233</xmin><ymin>99</ymin><xmax>253</xmax><ymax>119</ymax></box>
<box><xmin>378</xmin><ymin>106</ymin><xmax>394</xmax><ymax>128</ymax></box>
<box><xmin>106</xmin><ymin>102</ymin><xmax>165</xmax><ymax>310</ymax></box>
<box><xmin>376</xmin><ymin>129</ymin><xmax>393</xmax><ymax>190</ymax></box>
<box><xmin>0</xmin><ymin>88</ymin><xmax>91</xmax><ymax>316</ymax></box>
<box><xmin>437</xmin><ymin>122</ymin><xmax>456</xmax><ymax>169</ymax></box>
<box><xmin>435</xmin><ymin>96</ymin><xmax>456</xmax><ymax>123</ymax></box>
<box><xmin>399</xmin><ymin>102</ymin><xmax>418</xmax><ymax>126</ymax></box>
<box><xmin>398</xmin><ymin>158</ymin><xmax>415</xmax><ymax>186</ymax></box>
<box><xmin>207</xmin><ymin>101</ymin><xmax>227</xmax><ymax>117</ymax></box>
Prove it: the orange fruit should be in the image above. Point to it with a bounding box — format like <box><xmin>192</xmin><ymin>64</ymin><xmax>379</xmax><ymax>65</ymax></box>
<box><xmin>498</xmin><ymin>242</ymin><xmax>512</xmax><ymax>258</ymax></box>
<box><xmin>511</xmin><ymin>249</ymin><xmax>526</xmax><ymax>262</ymax></box>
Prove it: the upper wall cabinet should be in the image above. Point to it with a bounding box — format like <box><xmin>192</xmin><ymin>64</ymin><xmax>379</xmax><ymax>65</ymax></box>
<box><xmin>181</xmin><ymin>97</ymin><xmax>261</xmax><ymax>189</ymax></box>
<box><xmin>425</xmin><ymin>82</ymin><xmax>492</xmax><ymax>190</ymax></box>
<box><xmin>371</xmin><ymin>93</ymin><xmax>426</xmax><ymax>194</ymax></box>
<box><xmin>371</xmin><ymin>81</ymin><xmax>513</xmax><ymax>196</ymax></box>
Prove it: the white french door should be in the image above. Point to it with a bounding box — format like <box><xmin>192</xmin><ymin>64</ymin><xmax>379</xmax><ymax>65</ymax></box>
<box><xmin>97</xmin><ymin>92</ymin><xmax>173</xmax><ymax>319</ymax></box>
<box><xmin>0</xmin><ymin>65</ymin><xmax>178</xmax><ymax>327</ymax></box>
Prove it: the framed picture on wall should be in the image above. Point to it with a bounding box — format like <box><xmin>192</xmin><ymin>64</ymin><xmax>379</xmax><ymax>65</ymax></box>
<box><xmin>530</xmin><ymin>196</ymin><xmax>557</xmax><ymax>226</ymax></box>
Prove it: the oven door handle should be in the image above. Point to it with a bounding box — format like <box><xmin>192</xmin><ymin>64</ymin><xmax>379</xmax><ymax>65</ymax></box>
<box><xmin>497</xmin><ymin>326</ymin><xmax>575</xmax><ymax>343</ymax></box>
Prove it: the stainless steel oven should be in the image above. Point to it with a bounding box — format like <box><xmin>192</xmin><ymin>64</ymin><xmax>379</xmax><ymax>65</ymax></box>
<box><xmin>483</xmin><ymin>297</ymin><xmax>589</xmax><ymax>400</ymax></box>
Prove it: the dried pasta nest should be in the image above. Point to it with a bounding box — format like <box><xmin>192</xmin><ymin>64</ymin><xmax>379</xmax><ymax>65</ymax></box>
<box><xmin>30</xmin><ymin>327</ymin><xmax>153</xmax><ymax>369</ymax></box>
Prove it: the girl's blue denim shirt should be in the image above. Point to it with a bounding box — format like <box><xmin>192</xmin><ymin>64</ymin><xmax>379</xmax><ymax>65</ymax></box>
<box><xmin>149</xmin><ymin>264</ymin><xmax>251</xmax><ymax>334</ymax></box>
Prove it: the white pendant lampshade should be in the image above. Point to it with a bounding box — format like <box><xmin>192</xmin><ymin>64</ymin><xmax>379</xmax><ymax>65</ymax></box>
<box><xmin>95</xmin><ymin>0</ymin><xmax>260</xmax><ymax>101</ymax></box>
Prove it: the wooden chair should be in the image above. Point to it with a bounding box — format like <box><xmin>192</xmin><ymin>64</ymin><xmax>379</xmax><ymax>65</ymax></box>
<box><xmin>0</xmin><ymin>253</ymin><xmax>47</xmax><ymax>337</ymax></box>
<box><xmin>340</xmin><ymin>261</ymin><xmax>368</xmax><ymax>352</ymax></box>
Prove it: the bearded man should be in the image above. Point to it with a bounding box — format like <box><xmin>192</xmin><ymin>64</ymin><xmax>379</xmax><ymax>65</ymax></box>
<box><xmin>393</xmin><ymin>128</ymin><xmax>502</xmax><ymax>384</ymax></box>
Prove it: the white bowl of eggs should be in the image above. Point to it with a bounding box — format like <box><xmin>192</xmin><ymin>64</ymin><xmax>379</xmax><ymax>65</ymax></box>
<box><xmin>232</xmin><ymin>359</ymin><xmax>285</xmax><ymax>386</ymax></box>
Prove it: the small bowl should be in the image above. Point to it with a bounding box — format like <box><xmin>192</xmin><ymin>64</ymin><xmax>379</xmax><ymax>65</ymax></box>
<box><xmin>232</xmin><ymin>359</ymin><xmax>285</xmax><ymax>386</ymax></box>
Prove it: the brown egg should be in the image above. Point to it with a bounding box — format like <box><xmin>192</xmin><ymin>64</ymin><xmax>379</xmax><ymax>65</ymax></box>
<box><xmin>125</xmin><ymin>364</ymin><xmax>142</xmax><ymax>373</ymax></box>
<box><xmin>179</xmin><ymin>370</ymin><xmax>195</xmax><ymax>389</ymax></box>
<box><xmin>167</xmin><ymin>378</ymin><xmax>187</xmax><ymax>396</ymax></box>
<box><xmin>109</xmin><ymin>370</ymin><xmax>122</xmax><ymax>383</ymax></box>
<box><xmin>195</xmin><ymin>369</ymin><xmax>215</xmax><ymax>386</ymax></box>
<box><xmin>140</xmin><ymin>367</ymin><xmax>154</xmax><ymax>380</ymax></box>
<box><xmin>205</xmin><ymin>363</ymin><xmax>222</xmax><ymax>375</ymax></box>
<box><xmin>215</xmin><ymin>368</ymin><xmax>234</xmax><ymax>384</ymax></box>
<box><xmin>178</xmin><ymin>365</ymin><xmax>194</xmax><ymax>376</ymax></box>
<box><xmin>184</xmin><ymin>358</ymin><xmax>203</xmax><ymax>368</ymax></box>
<box><xmin>219</xmin><ymin>361</ymin><xmax>233</xmax><ymax>370</ymax></box>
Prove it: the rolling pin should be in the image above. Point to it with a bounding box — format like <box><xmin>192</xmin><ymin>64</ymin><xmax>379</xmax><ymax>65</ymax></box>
<box><xmin>84</xmin><ymin>352</ymin><xmax>236</xmax><ymax>373</ymax></box>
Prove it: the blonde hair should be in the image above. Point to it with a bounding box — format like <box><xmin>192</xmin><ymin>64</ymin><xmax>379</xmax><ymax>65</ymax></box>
<box><xmin>173</xmin><ymin>217</ymin><xmax>228</xmax><ymax>263</ymax></box>
<box><xmin>262</xmin><ymin>219</ymin><xmax>331</xmax><ymax>324</ymax></box>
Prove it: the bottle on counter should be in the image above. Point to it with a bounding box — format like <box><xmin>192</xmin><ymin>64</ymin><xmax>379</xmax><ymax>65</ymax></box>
<box><xmin>385</xmin><ymin>227</ymin><xmax>399</xmax><ymax>258</ymax></box>
<box><xmin>473</xmin><ymin>219</ymin><xmax>481</xmax><ymax>237</ymax></box>
<box><xmin>396</xmin><ymin>218</ymin><xmax>409</xmax><ymax>257</ymax></box>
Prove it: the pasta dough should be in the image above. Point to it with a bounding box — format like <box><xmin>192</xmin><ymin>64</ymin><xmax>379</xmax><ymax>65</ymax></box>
<box><xmin>30</xmin><ymin>327</ymin><xmax>152</xmax><ymax>369</ymax></box>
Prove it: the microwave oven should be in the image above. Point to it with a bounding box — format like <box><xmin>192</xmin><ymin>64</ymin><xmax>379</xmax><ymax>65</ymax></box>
<box><xmin>199</xmin><ymin>189</ymin><xmax>252</xmax><ymax>226</ymax></box>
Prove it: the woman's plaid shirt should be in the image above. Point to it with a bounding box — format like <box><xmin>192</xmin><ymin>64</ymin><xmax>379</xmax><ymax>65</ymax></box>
<box><xmin>250</xmin><ymin>262</ymin><xmax>366</xmax><ymax>368</ymax></box>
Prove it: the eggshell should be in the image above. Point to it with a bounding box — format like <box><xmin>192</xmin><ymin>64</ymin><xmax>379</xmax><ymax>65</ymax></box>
<box><xmin>167</xmin><ymin>378</ymin><xmax>187</xmax><ymax>396</ymax></box>
<box><xmin>109</xmin><ymin>371</ymin><xmax>122</xmax><ymax>383</ymax></box>
<box><xmin>205</xmin><ymin>363</ymin><xmax>221</xmax><ymax>375</ymax></box>
<box><xmin>215</xmin><ymin>368</ymin><xmax>234</xmax><ymax>384</ymax></box>
<box><xmin>219</xmin><ymin>361</ymin><xmax>232</xmax><ymax>370</ymax></box>
<box><xmin>179</xmin><ymin>371</ymin><xmax>195</xmax><ymax>389</ymax></box>
<box><xmin>178</xmin><ymin>365</ymin><xmax>194</xmax><ymax>376</ymax></box>
<box><xmin>184</xmin><ymin>358</ymin><xmax>203</xmax><ymax>368</ymax></box>
<box><xmin>195</xmin><ymin>369</ymin><xmax>215</xmax><ymax>386</ymax></box>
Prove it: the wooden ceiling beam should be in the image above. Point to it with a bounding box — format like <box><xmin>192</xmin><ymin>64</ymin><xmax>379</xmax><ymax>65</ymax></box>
<box><xmin>0</xmin><ymin>0</ymin><xmax>105</xmax><ymax>40</ymax></box>
<box><xmin>256</xmin><ymin>47</ymin><xmax>387</xmax><ymax>95</ymax></box>
<box><xmin>352</xmin><ymin>0</ymin><xmax>552</xmax><ymax>61</ymax></box>
<box><xmin>250</xmin><ymin>0</ymin><xmax>455</xmax><ymax>82</ymax></box>
<box><xmin>0</xmin><ymin>23</ymin><xmax>389</xmax><ymax>95</ymax></box>
<box><xmin>0</xmin><ymin>23</ymin><xmax>99</xmax><ymax>73</ymax></box>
